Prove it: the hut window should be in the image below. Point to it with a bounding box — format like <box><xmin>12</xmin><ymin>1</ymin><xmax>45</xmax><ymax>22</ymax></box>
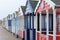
<box><xmin>58</xmin><ymin>15</ymin><xmax>60</xmax><ymax>32</ymax></box>
<box><xmin>58</xmin><ymin>24</ymin><xmax>60</xmax><ymax>32</ymax></box>
<box><xmin>37</xmin><ymin>14</ymin><xmax>40</xmax><ymax>31</ymax></box>
<box><xmin>41</xmin><ymin>14</ymin><xmax>53</xmax><ymax>34</ymax></box>
<box><xmin>49</xmin><ymin>14</ymin><xmax>53</xmax><ymax>31</ymax></box>
<box><xmin>58</xmin><ymin>15</ymin><xmax>60</xmax><ymax>22</ymax></box>
<box><xmin>41</xmin><ymin>14</ymin><xmax>46</xmax><ymax>31</ymax></box>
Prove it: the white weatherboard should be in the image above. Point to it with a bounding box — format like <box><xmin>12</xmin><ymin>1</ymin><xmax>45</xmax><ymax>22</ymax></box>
<box><xmin>25</xmin><ymin>0</ymin><xmax>33</xmax><ymax>14</ymax></box>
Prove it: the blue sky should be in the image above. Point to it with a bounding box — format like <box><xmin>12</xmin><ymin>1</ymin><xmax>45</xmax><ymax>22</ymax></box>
<box><xmin>0</xmin><ymin>0</ymin><xmax>26</xmax><ymax>20</ymax></box>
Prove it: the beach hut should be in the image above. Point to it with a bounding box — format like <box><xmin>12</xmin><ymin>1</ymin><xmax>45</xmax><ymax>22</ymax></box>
<box><xmin>2</xmin><ymin>18</ymin><xmax>6</xmax><ymax>29</ymax></box>
<box><xmin>35</xmin><ymin>0</ymin><xmax>60</xmax><ymax>40</ymax></box>
<box><xmin>14</xmin><ymin>11</ymin><xmax>19</xmax><ymax>38</ymax></box>
<box><xmin>18</xmin><ymin>6</ymin><xmax>25</xmax><ymax>40</ymax></box>
<box><xmin>7</xmin><ymin>14</ymin><xmax>12</xmax><ymax>32</ymax></box>
<box><xmin>4</xmin><ymin>17</ymin><xmax>8</xmax><ymax>30</ymax></box>
<box><xmin>24</xmin><ymin>0</ymin><xmax>38</xmax><ymax>40</ymax></box>
<box><xmin>6</xmin><ymin>16</ymin><xmax>8</xmax><ymax>31</ymax></box>
<box><xmin>12</xmin><ymin>13</ymin><xmax>16</xmax><ymax>35</ymax></box>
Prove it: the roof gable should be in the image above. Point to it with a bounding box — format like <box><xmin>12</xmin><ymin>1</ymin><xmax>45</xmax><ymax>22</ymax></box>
<box><xmin>24</xmin><ymin>0</ymin><xmax>38</xmax><ymax>15</ymax></box>
<box><xmin>21</xmin><ymin>6</ymin><xmax>26</xmax><ymax>15</ymax></box>
<box><xmin>30</xmin><ymin>1</ymin><xmax>38</xmax><ymax>11</ymax></box>
<box><xmin>36</xmin><ymin>0</ymin><xmax>51</xmax><ymax>12</ymax></box>
<box><xmin>25</xmin><ymin>0</ymin><xmax>34</xmax><ymax>14</ymax></box>
<box><xmin>18</xmin><ymin>7</ymin><xmax>24</xmax><ymax>16</ymax></box>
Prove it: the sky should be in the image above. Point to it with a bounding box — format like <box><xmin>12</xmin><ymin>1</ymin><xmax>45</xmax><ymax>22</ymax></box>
<box><xmin>0</xmin><ymin>0</ymin><xmax>26</xmax><ymax>20</ymax></box>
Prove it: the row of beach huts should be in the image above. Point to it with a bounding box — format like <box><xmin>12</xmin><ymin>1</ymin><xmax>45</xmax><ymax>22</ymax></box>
<box><xmin>2</xmin><ymin>0</ymin><xmax>60</xmax><ymax>40</ymax></box>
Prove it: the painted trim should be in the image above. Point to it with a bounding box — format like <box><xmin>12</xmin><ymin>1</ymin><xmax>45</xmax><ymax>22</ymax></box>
<box><xmin>34</xmin><ymin>0</ymin><xmax>40</xmax><ymax>13</ymax></box>
<box><xmin>46</xmin><ymin>10</ymin><xmax>49</xmax><ymax>40</ymax></box>
<box><xmin>36</xmin><ymin>0</ymin><xmax>56</xmax><ymax>13</ymax></box>
<box><xmin>53</xmin><ymin>7</ymin><xmax>56</xmax><ymax>40</ymax></box>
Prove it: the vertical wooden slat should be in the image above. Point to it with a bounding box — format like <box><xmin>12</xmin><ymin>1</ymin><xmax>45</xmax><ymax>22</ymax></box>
<box><xmin>46</xmin><ymin>10</ymin><xmax>49</xmax><ymax>40</ymax></box>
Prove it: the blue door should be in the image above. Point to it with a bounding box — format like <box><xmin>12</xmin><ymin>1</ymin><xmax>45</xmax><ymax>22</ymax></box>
<box><xmin>8</xmin><ymin>20</ymin><xmax>12</xmax><ymax>32</ymax></box>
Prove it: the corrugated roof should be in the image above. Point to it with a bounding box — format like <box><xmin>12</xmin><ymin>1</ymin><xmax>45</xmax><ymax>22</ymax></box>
<box><xmin>21</xmin><ymin>6</ymin><xmax>26</xmax><ymax>14</ymax></box>
<box><xmin>52</xmin><ymin>0</ymin><xmax>60</xmax><ymax>5</ymax></box>
<box><xmin>25</xmin><ymin>0</ymin><xmax>38</xmax><ymax>11</ymax></box>
<box><xmin>21</xmin><ymin>0</ymin><xmax>38</xmax><ymax>15</ymax></box>
<box><xmin>30</xmin><ymin>1</ymin><xmax>38</xmax><ymax>11</ymax></box>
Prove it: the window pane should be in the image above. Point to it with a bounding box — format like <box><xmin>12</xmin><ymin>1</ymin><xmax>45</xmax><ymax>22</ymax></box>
<box><xmin>49</xmin><ymin>14</ymin><xmax>53</xmax><ymax>31</ymax></box>
<box><xmin>41</xmin><ymin>14</ymin><xmax>46</xmax><ymax>31</ymax></box>
<box><xmin>58</xmin><ymin>24</ymin><xmax>60</xmax><ymax>32</ymax></box>
<box><xmin>58</xmin><ymin>15</ymin><xmax>60</xmax><ymax>22</ymax></box>
<box><xmin>37</xmin><ymin>14</ymin><xmax>40</xmax><ymax>31</ymax></box>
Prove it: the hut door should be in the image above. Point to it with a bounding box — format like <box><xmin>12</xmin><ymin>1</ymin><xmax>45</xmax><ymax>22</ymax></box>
<box><xmin>56</xmin><ymin>14</ymin><xmax>60</xmax><ymax>35</ymax></box>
